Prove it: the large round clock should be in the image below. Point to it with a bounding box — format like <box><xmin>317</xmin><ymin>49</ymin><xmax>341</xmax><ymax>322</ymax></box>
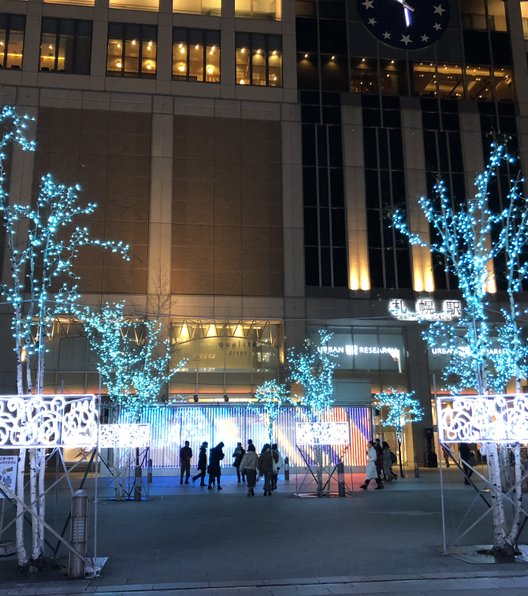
<box><xmin>357</xmin><ymin>0</ymin><xmax>450</xmax><ymax>50</ymax></box>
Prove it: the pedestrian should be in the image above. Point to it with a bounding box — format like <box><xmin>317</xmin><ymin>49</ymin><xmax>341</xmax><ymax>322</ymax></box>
<box><xmin>271</xmin><ymin>443</ymin><xmax>282</xmax><ymax>490</ymax></box>
<box><xmin>232</xmin><ymin>441</ymin><xmax>246</xmax><ymax>483</ymax></box>
<box><xmin>207</xmin><ymin>442</ymin><xmax>225</xmax><ymax>490</ymax></box>
<box><xmin>179</xmin><ymin>440</ymin><xmax>192</xmax><ymax>485</ymax></box>
<box><xmin>360</xmin><ymin>441</ymin><xmax>384</xmax><ymax>490</ymax></box>
<box><xmin>239</xmin><ymin>443</ymin><xmax>259</xmax><ymax>496</ymax></box>
<box><xmin>382</xmin><ymin>441</ymin><xmax>397</xmax><ymax>482</ymax></box>
<box><xmin>258</xmin><ymin>443</ymin><xmax>279</xmax><ymax>496</ymax></box>
<box><xmin>459</xmin><ymin>443</ymin><xmax>473</xmax><ymax>485</ymax></box>
<box><xmin>442</xmin><ymin>445</ymin><xmax>451</xmax><ymax>467</ymax></box>
<box><xmin>192</xmin><ymin>441</ymin><xmax>208</xmax><ymax>486</ymax></box>
<box><xmin>374</xmin><ymin>438</ymin><xmax>384</xmax><ymax>479</ymax></box>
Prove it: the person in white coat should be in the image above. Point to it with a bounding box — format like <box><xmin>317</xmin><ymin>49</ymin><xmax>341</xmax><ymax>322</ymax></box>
<box><xmin>239</xmin><ymin>443</ymin><xmax>259</xmax><ymax>496</ymax></box>
<box><xmin>360</xmin><ymin>441</ymin><xmax>384</xmax><ymax>490</ymax></box>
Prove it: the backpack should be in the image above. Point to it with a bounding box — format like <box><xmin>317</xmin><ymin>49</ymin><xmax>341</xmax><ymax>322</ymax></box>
<box><xmin>390</xmin><ymin>451</ymin><xmax>397</xmax><ymax>464</ymax></box>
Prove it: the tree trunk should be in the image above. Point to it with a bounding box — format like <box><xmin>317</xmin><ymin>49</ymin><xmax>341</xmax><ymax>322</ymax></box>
<box><xmin>29</xmin><ymin>449</ymin><xmax>39</xmax><ymax>561</ymax></box>
<box><xmin>16</xmin><ymin>448</ymin><xmax>27</xmax><ymax>567</ymax></box>
<box><xmin>37</xmin><ymin>448</ymin><xmax>45</xmax><ymax>555</ymax></box>
<box><xmin>487</xmin><ymin>443</ymin><xmax>508</xmax><ymax>553</ymax></box>
<box><xmin>505</xmin><ymin>442</ymin><xmax>524</xmax><ymax>553</ymax></box>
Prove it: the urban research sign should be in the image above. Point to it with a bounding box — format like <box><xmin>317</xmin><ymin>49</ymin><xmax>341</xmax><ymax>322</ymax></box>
<box><xmin>389</xmin><ymin>298</ymin><xmax>462</xmax><ymax>321</ymax></box>
<box><xmin>437</xmin><ymin>394</ymin><xmax>528</xmax><ymax>443</ymax></box>
<box><xmin>0</xmin><ymin>394</ymin><xmax>98</xmax><ymax>448</ymax></box>
<box><xmin>296</xmin><ymin>422</ymin><xmax>349</xmax><ymax>445</ymax></box>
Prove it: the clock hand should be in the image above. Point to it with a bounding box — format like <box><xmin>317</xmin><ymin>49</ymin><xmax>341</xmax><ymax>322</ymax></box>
<box><xmin>395</xmin><ymin>0</ymin><xmax>414</xmax><ymax>27</ymax></box>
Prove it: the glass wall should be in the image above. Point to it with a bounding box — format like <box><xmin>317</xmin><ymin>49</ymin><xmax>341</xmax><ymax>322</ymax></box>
<box><xmin>173</xmin><ymin>0</ymin><xmax>221</xmax><ymax>15</ymax></box>
<box><xmin>109</xmin><ymin>0</ymin><xmax>159</xmax><ymax>10</ymax></box>
<box><xmin>235</xmin><ymin>0</ymin><xmax>281</xmax><ymax>20</ymax></box>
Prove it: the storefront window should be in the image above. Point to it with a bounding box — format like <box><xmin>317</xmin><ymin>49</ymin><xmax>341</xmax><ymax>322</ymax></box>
<box><xmin>311</xmin><ymin>327</ymin><xmax>406</xmax><ymax>373</ymax></box>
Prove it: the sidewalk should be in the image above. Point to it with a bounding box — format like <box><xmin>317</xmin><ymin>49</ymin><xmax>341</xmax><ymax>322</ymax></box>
<box><xmin>0</xmin><ymin>467</ymin><xmax>526</xmax><ymax>595</ymax></box>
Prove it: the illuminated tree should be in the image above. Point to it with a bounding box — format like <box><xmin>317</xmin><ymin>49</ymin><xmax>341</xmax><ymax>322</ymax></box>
<box><xmin>393</xmin><ymin>142</ymin><xmax>528</xmax><ymax>557</ymax></box>
<box><xmin>374</xmin><ymin>388</ymin><xmax>423</xmax><ymax>477</ymax></box>
<box><xmin>287</xmin><ymin>329</ymin><xmax>337</xmax><ymax>420</ymax></box>
<box><xmin>0</xmin><ymin>107</ymin><xmax>128</xmax><ymax>567</ymax></box>
<box><xmin>251</xmin><ymin>379</ymin><xmax>295</xmax><ymax>444</ymax></box>
<box><xmin>76</xmin><ymin>302</ymin><xmax>184</xmax><ymax>421</ymax></box>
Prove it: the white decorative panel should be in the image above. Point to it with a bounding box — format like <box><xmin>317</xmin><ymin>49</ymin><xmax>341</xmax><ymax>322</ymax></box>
<box><xmin>99</xmin><ymin>424</ymin><xmax>151</xmax><ymax>448</ymax></box>
<box><xmin>437</xmin><ymin>394</ymin><xmax>528</xmax><ymax>443</ymax></box>
<box><xmin>296</xmin><ymin>422</ymin><xmax>349</xmax><ymax>445</ymax></box>
<box><xmin>0</xmin><ymin>394</ymin><xmax>98</xmax><ymax>448</ymax></box>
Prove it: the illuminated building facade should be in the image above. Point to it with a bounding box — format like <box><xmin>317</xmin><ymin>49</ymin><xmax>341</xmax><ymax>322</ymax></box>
<box><xmin>0</xmin><ymin>0</ymin><xmax>528</xmax><ymax>464</ymax></box>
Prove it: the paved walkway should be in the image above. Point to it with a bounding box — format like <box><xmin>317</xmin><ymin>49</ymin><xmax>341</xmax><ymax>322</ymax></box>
<box><xmin>0</xmin><ymin>467</ymin><xmax>527</xmax><ymax>595</ymax></box>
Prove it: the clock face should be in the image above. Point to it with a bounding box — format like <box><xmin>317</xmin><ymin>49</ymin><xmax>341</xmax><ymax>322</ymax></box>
<box><xmin>357</xmin><ymin>0</ymin><xmax>450</xmax><ymax>50</ymax></box>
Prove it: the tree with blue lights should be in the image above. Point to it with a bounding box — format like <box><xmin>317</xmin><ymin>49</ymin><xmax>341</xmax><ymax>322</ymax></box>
<box><xmin>251</xmin><ymin>379</ymin><xmax>295</xmax><ymax>444</ymax></box>
<box><xmin>393</xmin><ymin>142</ymin><xmax>528</xmax><ymax>557</ymax></box>
<box><xmin>374</xmin><ymin>388</ymin><xmax>423</xmax><ymax>478</ymax></box>
<box><xmin>76</xmin><ymin>302</ymin><xmax>183</xmax><ymax>422</ymax></box>
<box><xmin>0</xmin><ymin>106</ymin><xmax>128</xmax><ymax>567</ymax></box>
<box><xmin>287</xmin><ymin>329</ymin><xmax>337</xmax><ymax>420</ymax></box>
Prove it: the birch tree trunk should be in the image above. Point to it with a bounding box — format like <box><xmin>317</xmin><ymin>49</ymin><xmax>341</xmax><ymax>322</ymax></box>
<box><xmin>29</xmin><ymin>449</ymin><xmax>39</xmax><ymax>561</ymax></box>
<box><xmin>487</xmin><ymin>443</ymin><xmax>508</xmax><ymax>554</ymax></box>
<box><xmin>16</xmin><ymin>447</ymin><xmax>27</xmax><ymax>567</ymax></box>
<box><xmin>506</xmin><ymin>442</ymin><xmax>524</xmax><ymax>551</ymax></box>
<box><xmin>37</xmin><ymin>448</ymin><xmax>45</xmax><ymax>554</ymax></box>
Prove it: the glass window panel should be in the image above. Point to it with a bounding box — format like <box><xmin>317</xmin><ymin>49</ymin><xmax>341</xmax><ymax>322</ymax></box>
<box><xmin>7</xmin><ymin>30</ymin><xmax>23</xmax><ymax>69</ymax></box>
<box><xmin>40</xmin><ymin>32</ymin><xmax>56</xmax><ymax>71</ymax></box>
<box><xmin>268</xmin><ymin>48</ymin><xmax>281</xmax><ymax>86</ymax></box>
<box><xmin>522</xmin><ymin>2</ymin><xmax>528</xmax><ymax>39</ymax></box>
<box><xmin>57</xmin><ymin>34</ymin><xmax>70</xmax><ymax>72</ymax></box>
<box><xmin>236</xmin><ymin>47</ymin><xmax>250</xmax><ymax>85</ymax></box>
<box><xmin>124</xmin><ymin>39</ymin><xmax>139</xmax><ymax>74</ymax></box>
<box><xmin>205</xmin><ymin>43</ymin><xmax>220</xmax><ymax>82</ymax></box>
<box><xmin>466</xmin><ymin>65</ymin><xmax>493</xmax><ymax>100</ymax></box>
<box><xmin>173</xmin><ymin>0</ymin><xmax>221</xmax><ymax>15</ymax></box>
<box><xmin>189</xmin><ymin>42</ymin><xmax>203</xmax><ymax>80</ymax></box>
<box><xmin>107</xmin><ymin>38</ymin><xmax>123</xmax><ymax>73</ymax></box>
<box><xmin>142</xmin><ymin>39</ymin><xmax>156</xmax><ymax>74</ymax></box>
<box><xmin>461</xmin><ymin>0</ymin><xmax>486</xmax><ymax>30</ymax></box>
<box><xmin>44</xmin><ymin>0</ymin><xmax>94</xmax><ymax>4</ymax></box>
<box><xmin>173</xmin><ymin>41</ymin><xmax>187</xmax><ymax>78</ymax></box>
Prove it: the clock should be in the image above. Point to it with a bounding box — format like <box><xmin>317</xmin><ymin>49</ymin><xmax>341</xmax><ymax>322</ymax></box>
<box><xmin>357</xmin><ymin>0</ymin><xmax>450</xmax><ymax>50</ymax></box>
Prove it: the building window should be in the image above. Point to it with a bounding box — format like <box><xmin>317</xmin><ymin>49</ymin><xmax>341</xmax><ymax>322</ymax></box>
<box><xmin>235</xmin><ymin>0</ymin><xmax>281</xmax><ymax>20</ymax></box>
<box><xmin>235</xmin><ymin>33</ymin><xmax>282</xmax><ymax>86</ymax></box>
<box><xmin>461</xmin><ymin>0</ymin><xmax>507</xmax><ymax>31</ymax></box>
<box><xmin>44</xmin><ymin>1</ymin><xmax>94</xmax><ymax>5</ymax></box>
<box><xmin>173</xmin><ymin>0</ymin><xmax>221</xmax><ymax>16</ymax></box>
<box><xmin>522</xmin><ymin>2</ymin><xmax>528</xmax><ymax>39</ymax></box>
<box><xmin>0</xmin><ymin>14</ymin><xmax>24</xmax><ymax>70</ymax></box>
<box><xmin>351</xmin><ymin>57</ymin><xmax>407</xmax><ymax>96</ymax></box>
<box><xmin>109</xmin><ymin>0</ymin><xmax>159</xmax><ymax>9</ymax></box>
<box><xmin>172</xmin><ymin>28</ymin><xmax>220</xmax><ymax>82</ymax></box>
<box><xmin>107</xmin><ymin>23</ymin><xmax>156</xmax><ymax>77</ymax></box>
<box><xmin>40</xmin><ymin>18</ymin><xmax>92</xmax><ymax>74</ymax></box>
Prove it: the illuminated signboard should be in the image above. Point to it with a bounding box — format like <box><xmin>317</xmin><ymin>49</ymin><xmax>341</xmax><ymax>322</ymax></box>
<box><xmin>437</xmin><ymin>394</ymin><xmax>528</xmax><ymax>443</ymax></box>
<box><xmin>389</xmin><ymin>298</ymin><xmax>462</xmax><ymax>321</ymax></box>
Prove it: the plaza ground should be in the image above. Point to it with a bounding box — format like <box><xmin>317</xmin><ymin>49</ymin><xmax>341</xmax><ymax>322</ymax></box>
<box><xmin>1</xmin><ymin>466</ymin><xmax>528</xmax><ymax>594</ymax></box>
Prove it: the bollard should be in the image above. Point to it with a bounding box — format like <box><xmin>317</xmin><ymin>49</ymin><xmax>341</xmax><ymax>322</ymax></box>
<box><xmin>147</xmin><ymin>458</ymin><xmax>153</xmax><ymax>484</ymax></box>
<box><xmin>414</xmin><ymin>463</ymin><xmax>420</xmax><ymax>478</ymax></box>
<box><xmin>68</xmin><ymin>490</ymin><xmax>88</xmax><ymax>578</ymax></box>
<box><xmin>337</xmin><ymin>461</ymin><xmax>345</xmax><ymax>497</ymax></box>
<box><xmin>134</xmin><ymin>465</ymin><xmax>142</xmax><ymax>501</ymax></box>
<box><xmin>284</xmin><ymin>456</ymin><xmax>290</xmax><ymax>481</ymax></box>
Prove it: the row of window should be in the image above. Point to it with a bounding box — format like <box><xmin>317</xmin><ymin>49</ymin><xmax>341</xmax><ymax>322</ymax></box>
<box><xmin>0</xmin><ymin>15</ymin><xmax>282</xmax><ymax>86</ymax></box>
<box><xmin>41</xmin><ymin>0</ymin><xmax>282</xmax><ymax>20</ymax></box>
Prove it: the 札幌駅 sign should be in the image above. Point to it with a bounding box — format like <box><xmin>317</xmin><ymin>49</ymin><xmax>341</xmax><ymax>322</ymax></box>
<box><xmin>389</xmin><ymin>298</ymin><xmax>462</xmax><ymax>321</ymax></box>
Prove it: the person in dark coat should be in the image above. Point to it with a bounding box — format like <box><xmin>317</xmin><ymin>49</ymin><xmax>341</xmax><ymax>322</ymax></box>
<box><xmin>192</xmin><ymin>441</ymin><xmax>208</xmax><ymax>486</ymax></box>
<box><xmin>208</xmin><ymin>442</ymin><xmax>225</xmax><ymax>490</ymax></box>
<box><xmin>459</xmin><ymin>443</ymin><xmax>474</xmax><ymax>484</ymax></box>
<box><xmin>232</xmin><ymin>442</ymin><xmax>246</xmax><ymax>483</ymax></box>
<box><xmin>258</xmin><ymin>443</ymin><xmax>279</xmax><ymax>496</ymax></box>
<box><xmin>179</xmin><ymin>440</ymin><xmax>193</xmax><ymax>484</ymax></box>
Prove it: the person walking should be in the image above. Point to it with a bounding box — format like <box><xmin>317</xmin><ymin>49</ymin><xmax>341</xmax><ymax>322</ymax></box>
<box><xmin>270</xmin><ymin>443</ymin><xmax>282</xmax><ymax>490</ymax></box>
<box><xmin>232</xmin><ymin>442</ymin><xmax>246</xmax><ymax>483</ymax></box>
<box><xmin>374</xmin><ymin>438</ymin><xmax>384</xmax><ymax>480</ymax></box>
<box><xmin>192</xmin><ymin>441</ymin><xmax>208</xmax><ymax>485</ymax></box>
<box><xmin>459</xmin><ymin>443</ymin><xmax>475</xmax><ymax>485</ymax></box>
<box><xmin>207</xmin><ymin>442</ymin><xmax>225</xmax><ymax>490</ymax></box>
<box><xmin>382</xmin><ymin>441</ymin><xmax>397</xmax><ymax>482</ymax></box>
<box><xmin>258</xmin><ymin>443</ymin><xmax>279</xmax><ymax>496</ymax></box>
<box><xmin>179</xmin><ymin>440</ymin><xmax>193</xmax><ymax>485</ymax></box>
<box><xmin>360</xmin><ymin>440</ymin><xmax>384</xmax><ymax>490</ymax></box>
<box><xmin>239</xmin><ymin>443</ymin><xmax>259</xmax><ymax>496</ymax></box>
